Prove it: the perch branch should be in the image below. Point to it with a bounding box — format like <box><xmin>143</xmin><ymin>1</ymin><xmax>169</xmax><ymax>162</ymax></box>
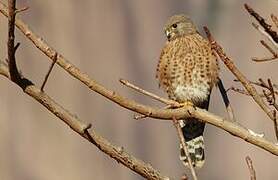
<box><xmin>4</xmin><ymin>1</ymin><xmax>169</xmax><ymax>178</ymax></box>
<box><xmin>1</xmin><ymin>2</ymin><xmax>278</xmax><ymax>156</ymax></box>
<box><xmin>0</xmin><ymin>62</ymin><xmax>170</xmax><ymax>180</ymax></box>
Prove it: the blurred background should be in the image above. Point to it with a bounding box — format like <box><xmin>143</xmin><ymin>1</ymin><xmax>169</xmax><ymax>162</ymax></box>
<box><xmin>0</xmin><ymin>0</ymin><xmax>278</xmax><ymax>179</ymax></box>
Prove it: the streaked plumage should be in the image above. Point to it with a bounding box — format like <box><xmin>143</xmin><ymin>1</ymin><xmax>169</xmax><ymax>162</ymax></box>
<box><xmin>156</xmin><ymin>14</ymin><xmax>219</xmax><ymax>168</ymax></box>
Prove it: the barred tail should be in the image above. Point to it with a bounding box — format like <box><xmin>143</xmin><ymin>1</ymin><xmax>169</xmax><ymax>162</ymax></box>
<box><xmin>179</xmin><ymin>135</ymin><xmax>205</xmax><ymax>168</ymax></box>
<box><xmin>179</xmin><ymin>96</ymin><xmax>209</xmax><ymax>168</ymax></box>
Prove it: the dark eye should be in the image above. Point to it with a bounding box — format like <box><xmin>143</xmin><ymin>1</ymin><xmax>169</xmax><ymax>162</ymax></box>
<box><xmin>172</xmin><ymin>23</ymin><xmax>177</xmax><ymax>28</ymax></box>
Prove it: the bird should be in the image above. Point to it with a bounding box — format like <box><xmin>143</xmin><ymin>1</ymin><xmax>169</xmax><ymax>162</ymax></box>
<box><xmin>156</xmin><ymin>14</ymin><xmax>219</xmax><ymax>168</ymax></box>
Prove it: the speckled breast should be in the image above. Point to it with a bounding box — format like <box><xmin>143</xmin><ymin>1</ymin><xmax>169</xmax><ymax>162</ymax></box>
<box><xmin>156</xmin><ymin>33</ymin><xmax>219</xmax><ymax>104</ymax></box>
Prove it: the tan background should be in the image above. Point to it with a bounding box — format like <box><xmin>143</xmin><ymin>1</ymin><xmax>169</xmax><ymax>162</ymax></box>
<box><xmin>1</xmin><ymin>0</ymin><xmax>278</xmax><ymax>179</ymax></box>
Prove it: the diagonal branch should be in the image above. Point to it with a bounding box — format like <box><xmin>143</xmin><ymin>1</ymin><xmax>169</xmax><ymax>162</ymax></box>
<box><xmin>244</xmin><ymin>3</ymin><xmax>278</xmax><ymax>44</ymax></box>
<box><xmin>0</xmin><ymin>61</ymin><xmax>170</xmax><ymax>180</ymax></box>
<box><xmin>204</xmin><ymin>26</ymin><xmax>276</xmax><ymax>123</ymax></box>
<box><xmin>245</xmin><ymin>156</ymin><xmax>256</xmax><ymax>180</ymax></box>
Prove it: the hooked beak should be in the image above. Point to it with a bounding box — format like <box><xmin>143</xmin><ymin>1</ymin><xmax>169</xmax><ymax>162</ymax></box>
<box><xmin>166</xmin><ymin>30</ymin><xmax>171</xmax><ymax>40</ymax></box>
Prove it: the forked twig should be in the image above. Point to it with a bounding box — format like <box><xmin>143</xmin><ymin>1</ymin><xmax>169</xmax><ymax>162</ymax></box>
<box><xmin>252</xmin><ymin>40</ymin><xmax>278</xmax><ymax>62</ymax></box>
<box><xmin>245</xmin><ymin>3</ymin><xmax>278</xmax><ymax>45</ymax></box>
<box><xmin>251</xmin><ymin>22</ymin><xmax>278</xmax><ymax>49</ymax></box>
<box><xmin>245</xmin><ymin>156</ymin><xmax>256</xmax><ymax>180</ymax></box>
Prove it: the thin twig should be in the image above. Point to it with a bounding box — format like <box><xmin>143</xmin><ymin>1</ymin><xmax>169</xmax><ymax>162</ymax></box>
<box><xmin>260</xmin><ymin>40</ymin><xmax>278</xmax><ymax>57</ymax></box>
<box><xmin>245</xmin><ymin>156</ymin><xmax>256</xmax><ymax>180</ymax></box>
<box><xmin>271</xmin><ymin>14</ymin><xmax>278</xmax><ymax>28</ymax></box>
<box><xmin>217</xmin><ymin>79</ymin><xmax>236</xmax><ymax>121</ymax></box>
<box><xmin>120</xmin><ymin>79</ymin><xmax>180</xmax><ymax>120</ymax></box>
<box><xmin>41</xmin><ymin>52</ymin><xmax>57</xmax><ymax>91</ymax></box>
<box><xmin>251</xmin><ymin>22</ymin><xmax>278</xmax><ymax>49</ymax></box>
<box><xmin>273</xmin><ymin>111</ymin><xmax>278</xmax><ymax>142</ymax></box>
<box><xmin>235</xmin><ymin>79</ymin><xmax>278</xmax><ymax>93</ymax></box>
<box><xmin>267</xmin><ymin>79</ymin><xmax>276</xmax><ymax>105</ymax></box>
<box><xmin>252</xmin><ymin>40</ymin><xmax>278</xmax><ymax>62</ymax></box>
<box><xmin>260</xmin><ymin>78</ymin><xmax>278</xmax><ymax>111</ymax></box>
<box><xmin>172</xmin><ymin>117</ymin><xmax>197</xmax><ymax>180</ymax></box>
<box><xmin>245</xmin><ymin>3</ymin><xmax>278</xmax><ymax>44</ymax></box>
<box><xmin>14</xmin><ymin>6</ymin><xmax>28</xmax><ymax>14</ymax></box>
<box><xmin>227</xmin><ymin>87</ymin><xmax>266</xmax><ymax>98</ymax></box>
<box><xmin>120</xmin><ymin>79</ymin><xmax>178</xmax><ymax>106</ymax></box>
<box><xmin>204</xmin><ymin>26</ymin><xmax>276</xmax><ymax>122</ymax></box>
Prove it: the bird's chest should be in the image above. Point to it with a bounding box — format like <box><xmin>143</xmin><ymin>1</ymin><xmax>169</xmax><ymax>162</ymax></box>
<box><xmin>169</xmin><ymin>68</ymin><xmax>210</xmax><ymax>103</ymax></box>
<box><xmin>157</xmin><ymin>35</ymin><xmax>216</xmax><ymax>103</ymax></box>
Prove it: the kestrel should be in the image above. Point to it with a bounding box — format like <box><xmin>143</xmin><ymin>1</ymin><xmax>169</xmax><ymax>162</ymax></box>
<box><xmin>156</xmin><ymin>14</ymin><xmax>219</xmax><ymax>168</ymax></box>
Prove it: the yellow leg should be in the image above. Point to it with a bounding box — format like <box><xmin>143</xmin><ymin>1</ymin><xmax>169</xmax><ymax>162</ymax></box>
<box><xmin>172</xmin><ymin>100</ymin><xmax>194</xmax><ymax>108</ymax></box>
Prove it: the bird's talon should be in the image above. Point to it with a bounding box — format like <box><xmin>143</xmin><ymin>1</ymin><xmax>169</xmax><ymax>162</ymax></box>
<box><xmin>178</xmin><ymin>101</ymin><xmax>194</xmax><ymax>108</ymax></box>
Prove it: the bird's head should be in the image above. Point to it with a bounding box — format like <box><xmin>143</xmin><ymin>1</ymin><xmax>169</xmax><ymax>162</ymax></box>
<box><xmin>164</xmin><ymin>14</ymin><xmax>197</xmax><ymax>41</ymax></box>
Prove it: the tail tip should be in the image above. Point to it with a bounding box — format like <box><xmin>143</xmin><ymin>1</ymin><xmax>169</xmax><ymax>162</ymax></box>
<box><xmin>179</xmin><ymin>136</ymin><xmax>205</xmax><ymax>168</ymax></box>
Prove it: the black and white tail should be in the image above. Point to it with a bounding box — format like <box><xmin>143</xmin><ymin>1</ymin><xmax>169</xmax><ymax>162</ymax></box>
<box><xmin>179</xmin><ymin>98</ymin><xmax>209</xmax><ymax>168</ymax></box>
<box><xmin>179</xmin><ymin>132</ymin><xmax>205</xmax><ymax>168</ymax></box>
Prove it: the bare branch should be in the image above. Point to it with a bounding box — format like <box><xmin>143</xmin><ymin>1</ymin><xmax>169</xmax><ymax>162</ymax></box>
<box><xmin>234</xmin><ymin>79</ymin><xmax>278</xmax><ymax>91</ymax></box>
<box><xmin>0</xmin><ymin>62</ymin><xmax>170</xmax><ymax>180</ymax></box>
<box><xmin>252</xmin><ymin>40</ymin><xmax>278</xmax><ymax>62</ymax></box>
<box><xmin>245</xmin><ymin>3</ymin><xmax>278</xmax><ymax>44</ymax></box>
<box><xmin>14</xmin><ymin>6</ymin><xmax>28</xmax><ymax>14</ymax></box>
<box><xmin>7</xmin><ymin>0</ymin><xmax>21</xmax><ymax>84</ymax></box>
<box><xmin>251</xmin><ymin>22</ymin><xmax>278</xmax><ymax>49</ymax></box>
<box><xmin>120</xmin><ymin>79</ymin><xmax>178</xmax><ymax>106</ymax></box>
<box><xmin>271</xmin><ymin>14</ymin><xmax>278</xmax><ymax>28</ymax></box>
<box><xmin>204</xmin><ymin>26</ymin><xmax>276</xmax><ymax>122</ymax></box>
<box><xmin>172</xmin><ymin>117</ymin><xmax>197</xmax><ymax>180</ymax></box>
<box><xmin>0</xmin><ymin>5</ymin><xmax>277</xmax><ymax>155</ymax></box>
<box><xmin>41</xmin><ymin>52</ymin><xmax>57</xmax><ymax>91</ymax></box>
<box><xmin>245</xmin><ymin>156</ymin><xmax>256</xmax><ymax>180</ymax></box>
